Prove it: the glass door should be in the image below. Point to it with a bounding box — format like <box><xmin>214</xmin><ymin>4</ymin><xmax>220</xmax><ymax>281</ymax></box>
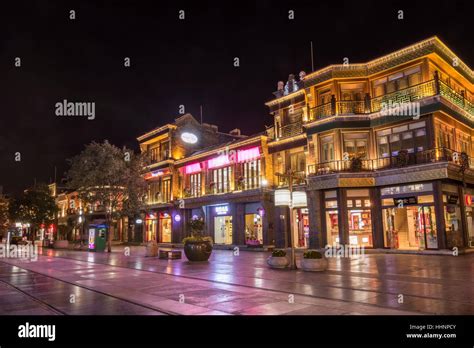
<box><xmin>420</xmin><ymin>206</ymin><xmax>438</xmax><ymax>249</ymax></box>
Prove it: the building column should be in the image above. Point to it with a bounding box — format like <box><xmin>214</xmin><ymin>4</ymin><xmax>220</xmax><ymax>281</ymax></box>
<box><xmin>233</xmin><ymin>203</ymin><xmax>245</xmax><ymax>245</ymax></box>
<box><xmin>262</xmin><ymin>196</ymin><xmax>275</xmax><ymax>246</ymax></box>
<box><xmin>433</xmin><ymin>180</ymin><xmax>447</xmax><ymax>249</ymax></box>
<box><xmin>307</xmin><ymin>189</ymin><xmax>323</xmax><ymax>248</ymax></box>
<box><xmin>338</xmin><ymin>188</ymin><xmax>349</xmax><ymax>245</ymax></box>
<box><xmin>274</xmin><ymin>206</ymin><xmax>290</xmax><ymax>248</ymax></box>
<box><xmin>458</xmin><ymin>185</ymin><xmax>469</xmax><ymax>248</ymax></box>
<box><xmin>371</xmin><ymin>187</ymin><xmax>384</xmax><ymax>248</ymax></box>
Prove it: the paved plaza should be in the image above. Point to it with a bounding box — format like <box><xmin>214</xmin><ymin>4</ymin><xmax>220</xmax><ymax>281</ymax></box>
<box><xmin>0</xmin><ymin>245</ymin><xmax>473</xmax><ymax>315</ymax></box>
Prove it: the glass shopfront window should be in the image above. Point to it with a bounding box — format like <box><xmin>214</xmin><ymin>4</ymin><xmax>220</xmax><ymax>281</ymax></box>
<box><xmin>442</xmin><ymin>190</ymin><xmax>464</xmax><ymax>248</ymax></box>
<box><xmin>159</xmin><ymin>212</ymin><xmax>172</xmax><ymax>243</ymax></box>
<box><xmin>464</xmin><ymin>190</ymin><xmax>474</xmax><ymax>248</ymax></box>
<box><xmin>324</xmin><ymin>190</ymin><xmax>339</xmax><ymax>245</ymax></box>
<box><xmin>346</xmin><ymin>189</ymin><xmax>372</xmax><ymax>247</ymax></box>
<box><xmin>381</xmin><ymin>184</ymin><xmax>438</xmax><ymax>250</ymax></box>
<box><xmin>214</xmin><ymin>215</ymin><xmax>233</xmax><ymax>245</ymax></box>
<box><xmin>245</xmin><ymin>213</ymin><xmax>263</xmax><ymax>246</ymax></box>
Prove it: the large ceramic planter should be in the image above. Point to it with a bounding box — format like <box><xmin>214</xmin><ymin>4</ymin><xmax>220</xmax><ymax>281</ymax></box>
<box><xmin>301</xmin><ymin>257</ymin><xmax>328</xmax><ymax>272</ymax></box>
<box><xmin>184</xmin><ymin>240</ymin><xmax>213</xmax><ymax>262</ymax></box>
<box><xmin>54</xmin><ymin>240</ymin><xmax>69</xmax><ymax>249</ymax></box>
<box><xmin>267</xmin><ymin>256</ymin><xmax>289</xmax><ymax>269</ymax></box>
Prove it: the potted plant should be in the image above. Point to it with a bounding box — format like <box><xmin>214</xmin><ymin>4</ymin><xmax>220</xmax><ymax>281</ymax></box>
<box><xmin>267</xmin><ymin>249</ymin><xmax>289</xmax><ymax>269</ymax></box>
<box><xmin>301</xmin><ymin>250</ymin><xmax>328</xmax><ymax>272</ymax></box>
<box><xmin>182</xmin><ymin>217</ymin><xmax>213</xmax><ymax>262</ymax></box>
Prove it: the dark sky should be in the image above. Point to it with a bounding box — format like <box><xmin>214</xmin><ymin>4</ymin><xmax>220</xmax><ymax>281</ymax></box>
<box><xmin>0</xmin><ymin>0</ymin><xmax>472</xmax><ymax>195</ymax></box>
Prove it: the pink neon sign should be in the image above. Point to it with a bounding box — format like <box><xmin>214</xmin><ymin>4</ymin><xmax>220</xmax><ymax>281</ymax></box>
<box><xmin>237</xmin><ymin>147</ymin><xmax>260</xmax><ymax>163</ymax></box>
<box><xmin>208</xmin><ymin>155</ymin><xmax>230</xmax><ymax>169</ymax></box>
<box><xmin>184</xmin><ymin>163</ymin><xmax>201</xmax><ymax>174</ymax></box>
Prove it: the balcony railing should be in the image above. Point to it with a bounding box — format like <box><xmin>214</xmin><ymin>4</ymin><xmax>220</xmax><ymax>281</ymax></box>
<box><xmin>277</xmin><ymin>121</ymin><xmax>303</xmax><ymax>139</ymax></box>
<box><xmin>309</xmin><ymin>79</ymin><xmax>473</xmax><ymax>120</ymax></box>
<box><xmin>308</xmin><ymin>148</ymin><xmax>474</xmax><ymax>175</ymax></box>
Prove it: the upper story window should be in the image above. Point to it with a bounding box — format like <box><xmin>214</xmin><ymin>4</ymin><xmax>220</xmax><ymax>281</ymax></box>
<box><xmin>148</xmin><ymin>177</ymin><xmax>171</xmax><ymax>204</ymax></box>
<box><xmin>372</xmin><ymin>66</ymin><xmax>422</xmax><ymax>97</ymax></box>
<box><xmin>211</xmin><ymin>166</ymin><xmax>232</xmax><ymax>194</ymax></box>
<box><xmin>240</xmin><ymin>159</ymin><xmax>261</xmax><ymax>190</ymax></box>
<box><xmin>456</xmin><ymin>131</ymin><xmax>471</xmax><ymax>154</ymax></box>
<box><xmin>320</xmin><ymin>135</ymin><xmax>335</xmax><ymax>163</ymax></box>
<box><xmin>318</xmin><ymin>89</ymin><xmax>332</xmax><ymax>105</ymax></box>
<box><xmin>183</xmin><ymin>172</ymin><xmax>201</xmax><ymax>197</ymax></box>
<box><xmin>377</xmin><ymin>121</ymin><xmax>426</xmax><ymax>157</ymax></box>
<box><xmin>343</xmin><ymin>133</ymin><xmax>368</xmax><ymax>159</ymax></box>
<box><xmin>290</xmin><ymin>152</ymin><xmax>306</xmax><ymax>173</ymax></box>
<box><xmin>149</xmin><ymin>140</ymin><xmax>170</xmax><ymax>163</ymax></box>
<box><xmin>436</xmin><ymin>123</ymin><xmax>455</xmax><ymax>150</ymax></box>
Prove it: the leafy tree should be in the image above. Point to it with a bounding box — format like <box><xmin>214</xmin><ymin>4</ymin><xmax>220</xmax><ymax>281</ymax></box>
<box><xmin>8</xmin><ymin>184</ymin><xmax>58</xmax><ymax>239</ymax></box>
<box><xmin>66</xmin><ymin>140</ymin><xmax>148</xmax><ymax>252</ymax></box>
<box><xmin>0</xmin><ymin>194</ymin><xmax>9</xmax><ymax>238</ymax></box>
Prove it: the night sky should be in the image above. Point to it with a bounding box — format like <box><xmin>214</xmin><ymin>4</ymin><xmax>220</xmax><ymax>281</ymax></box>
<box><xmin>1</xmin><ymin>0</ymin><xmax>472</xmax><ymax>195</ymax></box>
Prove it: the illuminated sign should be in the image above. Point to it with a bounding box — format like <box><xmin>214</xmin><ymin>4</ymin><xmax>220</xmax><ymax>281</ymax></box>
<box><xmin>144</xmin><ymin>169</ymin><xmax>169</xmax><ymax>180</ymax></box>
<box><xmin>181</xmin><ymin>132</ymin><xmax>198</xmax><ymax>144</ymax></box>
<box><xmin>208</xmin><ymin>155</ymin><xmax>230</xmax><ymax>169</ymax></box>
<box><xmin>215</xmin><ymin>205</ymin><xmax>229</xmax><ymax>215</ymax></box>
<box><xmin>275</xmin><ymin>189</ymin><xmax>291</xmax><ymax>206</ymax></box>
<box><xmin>88</xmin><ymin>228</ymin><xmax>95</xmax><ymax>249</ymax></box>
<box><xmin>174</xmin><ymin>214</ymin><xmax>181</xmax><ymax>222</ymax></box>
<box><xmin>237</xmin><ymin>147</ymin><xmax>260</xmax><ymax>163</ymax></box>
<box><xmin>185</xmin><ymin>163</ymin><xmax>201</xmax><ymax>174</ymax></box>
<box><xmin>466</xmin><ymin>195</ymin><xmax>473</xmax><ymax>206</ymax></box>
<box><xmin>292</xmin><ymin>191</ymin><xmax>308</xmax><ymax>208</ymax></box>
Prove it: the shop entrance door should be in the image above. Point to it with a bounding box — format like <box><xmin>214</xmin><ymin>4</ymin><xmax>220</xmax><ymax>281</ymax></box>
<box><xmin>214</xmin><ymin>216</ymin><xmax>233</xmax><ymax>244</ymax></box>
<box><xmin>383</xmin><ymin>205</ymin><xmax>437</xmax><ymax>250</ymax></box>
<box><xmin>159</xmin><ymin>215</ymin><xmax>172</xmax><ymax>243</ymax></box>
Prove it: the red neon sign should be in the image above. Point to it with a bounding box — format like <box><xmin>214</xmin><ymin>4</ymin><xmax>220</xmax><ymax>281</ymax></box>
<box><xmin>208</xmin><ymin>155</ymin><xmax>230</xmax><ymax>169</ymax></box>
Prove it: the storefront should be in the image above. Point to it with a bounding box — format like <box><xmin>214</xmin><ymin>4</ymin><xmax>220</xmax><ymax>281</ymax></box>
<box><xmin>381</xmin><ymin>182</ymin><xmax>438</xmax><ymax>250</ymax></box>
<box><xmin>463</xmin><ymin>190</ymin><xmax>474</xmax><ymax>248</ymax></box>
<box><xmin>213</xmin><ymin>204</ymin><xmax>233</xmax><ymax>245</ymax></box>
<box><xmin>159</xmin><ymin>212</ymin><xmax>172</xmax><ymax>243</ymax></box>
<box><xmin>442</xmin><ymin>184</ymin><xmax>463</xmax><ymax>249</ymax></box>
<box><xmin>293</xmin><ymin>208</ymin><xmax>309</xmax><ymax>248</ymax></box>
<box><xmin>346</xmin><ymin>189</ymin><xmax>373</xmax><ymax>247</ymax></box>
<box><xmin>324</xmin><ymin>190</ymin><xmax>339</xmax><ymax>246</ymax></box>
<box><xmin>145</xmin><ymin>213</ymin><xmax>157</xmax><ymax>242</ymax></box>
<box><xmin>244</xmin><ymin>203</ymin><xmax>264</xmax><ymax>246</ymax></box>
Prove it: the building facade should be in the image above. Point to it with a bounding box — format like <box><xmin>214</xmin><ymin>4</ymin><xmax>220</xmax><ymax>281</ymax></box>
<box><xmin>267</xmin><ymin>36</ymin><xmax>473</xmax><ymax>252</ymax></box>
<box><xmin>139</xmin><ymin>37</ymin><xmax>473</xmax><ymax>253</ymax></box>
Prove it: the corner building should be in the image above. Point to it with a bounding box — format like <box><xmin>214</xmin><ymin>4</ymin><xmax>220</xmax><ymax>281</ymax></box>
<box><xmin>267</xmin><ymin>37</ymin><xmax>473</xmax><ymax>252</ymax></box>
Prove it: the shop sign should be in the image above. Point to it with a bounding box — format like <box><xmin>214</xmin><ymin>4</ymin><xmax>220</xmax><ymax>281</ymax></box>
<box><xmin>447</xmin><ymin>195</ymin><xmax>459</xmax><ymax>204</ymax></box>
<box><xmin>292</xmin><ymin>191</ymin><xmax>307</xmax><ymax>208</ymax></box>
<box><xmin>181</xmin><ymin>132</ymin><xmax>198</xmax><ymax>144</ymax></box>
<box><xmin>275</xmin><ymin>189</ymin><xmax>291</xmax><ymax>206</ymax></box>
<box><xmin>465</xmin><ymin>194</ymin><xmax>473</xmax><ymax>206</ymax></box>
<box><xmin>396</xmin><ymin>196</ymin><xmax>417</xmax><ymax>206</ymax></box>
<box><xmin>215</xmin><ymin>205</ymin><xmax>229</xmax><ymax>215</ymax></box>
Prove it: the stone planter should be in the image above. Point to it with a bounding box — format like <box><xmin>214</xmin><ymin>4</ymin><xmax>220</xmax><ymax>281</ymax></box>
<box><xmin>267</xmin><ymin>256</ymin><xmax>289</xmax><ymax>269</ymax></box>
<box><xmin>184</xmin><ymin>240</ymin><xmax>213</xmax><ymax>262</ymax></box>
<box><xmin>301</xmin><ymin>257</ymin><xmax>328</xmax><ymax>272</ymax></box>
<box><xmin>145</xmin><ymin>241</ymin><xmax>158</xmax><ymax>257</ymax></box>
<box><xmin>54</xmin><ymin>240</ymin><xmax>69</xmax><ymax>249</ymax></box>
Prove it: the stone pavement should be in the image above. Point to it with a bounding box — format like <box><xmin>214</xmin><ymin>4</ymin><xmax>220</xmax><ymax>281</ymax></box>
<box><xmin>1</xmin><ymin>245</ymin><xmax>473</xmax><ymax>315</ymax></box>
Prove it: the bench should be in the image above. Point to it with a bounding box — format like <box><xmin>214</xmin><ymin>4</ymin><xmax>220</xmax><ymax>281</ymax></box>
<box><xmin>158</xmin><ymin>248</ymin><xmax>182</xmax><ymax>260</ymax></box>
